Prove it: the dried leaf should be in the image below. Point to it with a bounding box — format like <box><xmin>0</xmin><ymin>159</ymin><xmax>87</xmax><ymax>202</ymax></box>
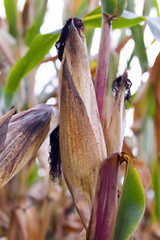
<box><xmin>25</xmin><ymin>207</ymin><xmax>40</xmax><ymax>240</ymax></box>
<box><xmin>0</xmin><ymin>104</ymin><xmax>59</xmax><ymax>188</ymax></box>
<box><xmin>105</xmin><ymin>72</ymin><xmax>130</xmax><ymax>155</ymax></box>
<box><xmin>59</xmin><ymin>19</ymin><xmax>107</xmax><ymax>228</ymax></box>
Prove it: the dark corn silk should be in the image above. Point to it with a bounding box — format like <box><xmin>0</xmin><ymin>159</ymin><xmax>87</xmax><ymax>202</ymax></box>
<box><xmin>55</xmin><ymin>18</ymin><xmax>84</xmax><ymax>61</ymax></box>
<box><xmin>49</xmin><ymin>126</ymin><xmax>62</xmax><ymax>181</ymax></box>
<box><xmin>112</xmin><ymin>74</ymin><xmax>132</xmax><ymax>104</ymax></box>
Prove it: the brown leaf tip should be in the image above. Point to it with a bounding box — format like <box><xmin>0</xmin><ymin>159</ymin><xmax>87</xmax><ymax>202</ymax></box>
<box><xmin>112</xmin><ymin>72</ymin><xmax>132</xmax><ymax>104</ymax></box>
<box><xmin>55</xmin><ymin>18</ymin><xmax>84</xmax><ymax>61</ymax></box>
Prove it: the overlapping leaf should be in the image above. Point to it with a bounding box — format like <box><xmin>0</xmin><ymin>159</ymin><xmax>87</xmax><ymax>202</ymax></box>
<box><xmin>5</xmin><ymin>31</ymin><xmax>60</xmax><ymax>105</ymax></box>
<box><xmin>87</xmin><ymin>153</ymin><xmax>148</xmax><ymax>240</ymax></box>
<box><xmin>83</xmin><ymin>7</ymin><xmax>146</xmax><ymax>29</ymax></box>
<box><xmin>101</xmin><ymin>0</ymin><xmax>127</xmax><ymax>18</ymax></box>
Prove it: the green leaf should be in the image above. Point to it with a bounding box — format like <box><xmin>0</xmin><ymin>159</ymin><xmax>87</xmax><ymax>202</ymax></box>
<box><xmin>25</xmin><ymin>0</ymin><xmax>48</xmax><ymax>46</ymax></box>
<box><xmin>116</xmin><ymin>0</ymin><xmax>127</xmax><ymax>18</ymax></box>
<box><xmin>143</xmin><ymin>0</ymin><xmax>154</xmax><ymax>16</ymax></box>
<box><xmin>146</xmin><ymin>16</ymin><xmax>160</xmax><ymax>41</ymax></box>
<box><xmin>101</xmin><ymin>0</ymin><xmax>117</xmax><ymax>16</ymax></box>
<box><xmin>83</xmin><ymin>8</ymin><xmax>146</xmax><ymax>29</ymax></box>
<box><xmin>4</xmin><ymin>0</ymin><xmax>18</xmax><ymax>38</ymax></box>
<box><xmin>75</xmin><ymin>0</ymin><xmax>88</xmax><ymax>18</ymax></box>
<box><xmin>153</xmin><ymin>0</ymin><xmax>160</xmax><ymax>16</ymax></box>
<box><xmin>131</xmin><ymin>25</ymin><xmax>148</xmax><ymax>72</ymax></box>
<box><xmin>83</xmin><ymin>6</ymin><xmax>102</xmax><ymax>28</ymax></box>
<box><xmin>126</xmin><ymin>0</ymin><xmax>135</xmax><ymax>12</ymax></box>
<box><xmin>148</xmin><ymin>86</ymin><xmax>156</xmax><ymax>118</ymax></box>
<box><xmin>152</xmin><ymin>157</ymin><xmax>160</xmax><ymax>220</ymax></box>
<box><xmin>113</xmin><ymin>155</ymin><xmax>145</xmax><ymax>240</ymax></box>
<box><xmin>85</xmin><ymin>28</ymin><xmax>95</xmax><ymax>54</ymax></box>
<box><xmin>27</xmin><ymin>164</ymin><xmax>39</xmax><ymax>187</ymax></box>
<box><xmin>5</xmin><ymin>31</ymin><xmax>60</xmax><ymax>97</ymax></box>
<box><xmin>112</xmin><ymin>10</ymin><xmax>146</xmax><ymax>29</ymax></box>
<box><xmin>101</xmin><ymin>0</ymin><xmax>127</xmax><ymax>18</ymax></box>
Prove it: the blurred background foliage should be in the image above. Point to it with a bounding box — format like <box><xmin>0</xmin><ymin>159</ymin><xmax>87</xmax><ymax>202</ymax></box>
<box><xmin>0</xmin><ymin>0</ymin><xmax>160</xmax><ymax>239</ymax></box>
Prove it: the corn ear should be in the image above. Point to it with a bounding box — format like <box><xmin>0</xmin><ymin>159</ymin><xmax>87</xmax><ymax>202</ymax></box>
<box><xmin>0</xmin><ymin>104</ymin><xmax>59</xmax><ymax>188</ymax></box>
<box><xmin>59</xmin><ymin>19</ymin><xmax>107</xmax><ymax>228</ymax></box>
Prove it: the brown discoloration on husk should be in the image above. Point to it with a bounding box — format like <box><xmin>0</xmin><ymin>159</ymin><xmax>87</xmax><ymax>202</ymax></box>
<box><xmin>59</xmin><ymin>20</ymin><xmax>107</xmax><ymax>228</ymax></box>
<box><xmin>0</xmin><ymin>104</ymin><xmax>58</xmax><ymax>188</ymax></box>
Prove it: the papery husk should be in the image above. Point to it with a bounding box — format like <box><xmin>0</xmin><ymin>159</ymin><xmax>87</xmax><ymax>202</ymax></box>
<box><xmin>0</xmin><ymin>104</ymin><xmax>59</xmax><ymax>188</ymax></box>
<box><xmin>59</xmin><ymin>20</ymin><xmax>107</xmax><ymax>228</ymax></box>
<box><xmin>105</xmin><ymin>72</ymin><xmax>127</xmax><ymax>155</ymax></box>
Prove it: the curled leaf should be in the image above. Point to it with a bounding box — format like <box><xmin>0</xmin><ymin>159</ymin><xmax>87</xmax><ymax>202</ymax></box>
<box><xmin>0</xmin><ymin>104</ymin><xmax>59</xmax><ymax>188</ymax></box>
<box><xmin>59</xmin><ymin>18</ymin><xmax>107</xmax><ymax>228</ymax></box>
<box><xmin>101</xmin><ymin>0</ymin><xmax>127</xmax><ymax>19</ymax></box>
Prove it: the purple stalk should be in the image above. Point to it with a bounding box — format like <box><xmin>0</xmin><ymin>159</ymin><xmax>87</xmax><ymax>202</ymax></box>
<box><xmin>95</xmin><ymin>155</ymin><xmax>119</xmax><ymax>240</ymax></box>
<box><xmin>94</xmin><ymin>14</ymin><xmax>111</xmax><ymax>121</ymax></box>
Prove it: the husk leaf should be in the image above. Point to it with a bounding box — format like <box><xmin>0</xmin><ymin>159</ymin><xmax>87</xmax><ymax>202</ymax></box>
<box><xmin>59</xmin><ymin>20</ymin><xmax>107</xmax><ymax>228</ymax></box>
<box><xmin>0</xmin><ymin>104</ymin><xmax>59</xmax><ymax>187</ymax></box>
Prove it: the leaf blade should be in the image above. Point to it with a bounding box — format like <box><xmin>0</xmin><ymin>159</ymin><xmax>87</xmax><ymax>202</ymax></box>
<box><xmin>146</xmin><ymin>16</ymin><xmax>160</xmax><ymax>41</ymax></box>
<box><xmin>113</xmin><ymin>154</ymin><xmax>145</xmax><ymax>240</ymax></box>
<box><xmin>4</xmin><ymin>0</ymin><xmax>18</xmax><ymax>38</ymax></box>
<box><xmin>83</xmin><ymin>8</ymin><xmax>146</xmax><ymax>29</ymax></box>
<box><xmin>5</xmin><ymin>32</ymin><xmax>60</xmax><ymax>95</ymax></box>
<box><xmin>25</xmin><ymin>0</ymin><xmax>48</xmax><ymax>46</ymax></box>
<box><xmin>112</xmin><ymin>11</ymin><xmax>146</xmax><ymax>29</ymax></box>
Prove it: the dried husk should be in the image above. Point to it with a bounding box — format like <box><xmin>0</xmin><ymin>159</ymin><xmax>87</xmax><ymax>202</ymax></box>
<box><xmin>59</xmin><ymin>20</ymin><xmax>107</xmax><ymax>228</ymax></box>
<box><xmin>0</xmin><ymin>104</ymin><xmax>59</xmax><ymax>188</ymax></box>
<box><xmin>105</xmin><ymin>72</ymin><xmax>127</xmax><ymax>155</ymax></box>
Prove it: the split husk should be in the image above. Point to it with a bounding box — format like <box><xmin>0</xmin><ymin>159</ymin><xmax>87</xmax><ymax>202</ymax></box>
<box><xmin>0</xmin><ymin>104</ymin><xmax>59</xmax><ymax>188</ymax></box>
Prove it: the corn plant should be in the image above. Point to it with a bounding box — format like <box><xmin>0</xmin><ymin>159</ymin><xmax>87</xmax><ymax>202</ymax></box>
<box><xmin>0</xmin><ymin>0</ymin><xmax>160</xmax><ymax>239</ymax></box>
